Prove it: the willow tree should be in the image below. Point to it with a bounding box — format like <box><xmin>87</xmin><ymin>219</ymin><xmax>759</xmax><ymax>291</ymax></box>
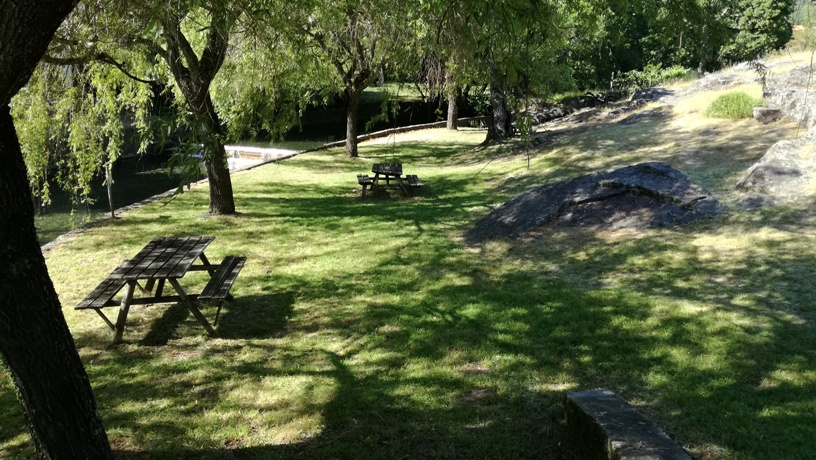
<box><xmin>16</xmin><ymin>0</ymin><xmax>247</xmax><ymax>215</ymax></box>
<box><xmin>297</xmin><ymin>0</ymin><xmax>414</xmax><ymax>158</ymax></box>
<box><xmin>1</xmin><ymin>0</ymin><xmax>115</xmax><ymax>457</ymax></box>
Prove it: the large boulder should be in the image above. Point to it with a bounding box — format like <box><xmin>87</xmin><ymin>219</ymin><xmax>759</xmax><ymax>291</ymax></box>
<box><xmin>466</xmin><ymin>162</ymin><xmax>724</xmax><ymax>244</ymax></box>
<box><xmin>736</xmin><ymin>131</ymin><xmax>816</xmax><ymax>200</ymax></box>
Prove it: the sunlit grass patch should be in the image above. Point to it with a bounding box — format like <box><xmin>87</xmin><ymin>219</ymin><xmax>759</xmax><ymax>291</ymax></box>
<box><xmin>705</xmin><ymin>92</ymin><xmax>765</xmax><ymax>119</ymax></box>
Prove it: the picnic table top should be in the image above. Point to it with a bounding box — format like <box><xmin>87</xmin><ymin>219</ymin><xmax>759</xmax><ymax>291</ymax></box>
<box><xmin>110</xmin><ymin>236</ymin><xmax>214</xmax><ymax>281</ymax></box>
<box><xmin>372</xmin><ymin>163</ymin><xmax>402</xmax><ymax>175</ymax></box>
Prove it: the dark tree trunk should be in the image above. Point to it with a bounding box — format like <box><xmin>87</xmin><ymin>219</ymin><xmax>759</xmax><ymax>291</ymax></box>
<box><xmin>1</xmin><ymin>109</ymin><xmax>113</xmax><ymax>460</ymax></box>
<box><xmin>345</xmin><ymin>87</ymin><xmax>362</xmax><ymax>158</ymax></box>
<box><xmin>446</xmin><ymin>89</ymin><xmax>459</xmax><ymax>130</ymax></box>
<box><xmin>161</xmin><ymin>11</ymin><xmax>235</xmax><ymax>215</ymax></box>
<box><xmin>200</xmin><ymin>95</ymin><xmax>235</xmax><ymax>215</ymax></box>
<box><xmin>0</xmin><ymin>1</ymin><xmax>113</xmax><ymax>458</ymax></box>
<box><xmin>486</xmin><ymin>82</ymin><xmax>511</xmax><ymax>143</ymax></box>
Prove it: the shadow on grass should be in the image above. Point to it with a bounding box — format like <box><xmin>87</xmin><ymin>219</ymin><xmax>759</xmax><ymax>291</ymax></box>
<box><xmin>8</xmin><ymin>117</ymin><xmax>814</xmax><ymax>459</ymax></box>
<box><xmin>107</xmin><ymin>292</ymin><xmax>297</xmax><ymax>346</ymax></box>
<box><xmin>217</xmin><ymin>292</ymin><xmax>295</xmax><ymax>340</ymax></box>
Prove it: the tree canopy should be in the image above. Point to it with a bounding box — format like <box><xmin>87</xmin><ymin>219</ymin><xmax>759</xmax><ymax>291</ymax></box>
<box><xmin>11</xmin><ymin>0</ymin><xmax>795</xmax><ymax>204</ymax></box>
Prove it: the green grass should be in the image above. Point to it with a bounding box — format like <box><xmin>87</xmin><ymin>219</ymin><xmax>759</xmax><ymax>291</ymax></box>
<box><xmin>3</xmin><ymin>116</ymin><xmax>816</xmax><ymax>460</ymax></box>
<box><xmin>705</xmin><ymin>92</ymin><xmax>764</xmax><ymax>119</ymax></box>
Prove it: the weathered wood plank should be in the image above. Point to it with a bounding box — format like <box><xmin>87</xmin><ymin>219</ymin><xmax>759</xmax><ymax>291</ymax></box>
<box><xmin>172</xmin><ymin>237</ymin><xmax>214</xmax><ymax>278</ymax></box>
<box><xmin>406</xmin><ymin>175</ymin><xmax>424</xmax><ymax>187</ymax></box>
<box><xmin>75</xmin><ymin>278</ymin><xmax>127</xmax><ymax>310</ymax></box>
<box><xmin>200</xmin><ymin>256</ymin><xmax>246</xmax><ymax>300</ymax></box>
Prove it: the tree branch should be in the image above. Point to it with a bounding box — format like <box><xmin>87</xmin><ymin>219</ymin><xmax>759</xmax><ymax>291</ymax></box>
<box><xmin>163</xmin><ymin>14</ymin><xmax>201</xmax><ymax>78</ymax></box>
<box><xmin>42</xmin><ymin>51</ymin><xmax>158</xmax><ymax>85</ymax></box>
<box><xmin>198</xmin><ymin>8</ymin><xmax>230</xmax><ymax>84</ymax></box>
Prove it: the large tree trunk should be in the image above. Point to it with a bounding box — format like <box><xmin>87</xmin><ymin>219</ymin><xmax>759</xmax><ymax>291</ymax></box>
<box><xmin>485</xmin><ymin>82</ymin><xmax>511</xmax><ymax>143</ymax></box>
<box><xmin>446</xmin><ymin>89</ymin><xmax>459</xmax><ymax>130</ymax></box>
<box><xmin>1</xmin><ymin>108</ymin><xmax>113</xmax><ymax>459</ymax></box>
<box><xmin>200</xmin><ymin>95</ymin><xmax>235</xmax><ymax>215</ymax></box>
<box><xmin>0</xmin><ymin>1</ymin><xmax>114</xmax><ymax>458</ymax></box>
<box><xmin>345</xmin><ymin>87</ymin><xmax>362</xmax><ymax>158</ymax></box>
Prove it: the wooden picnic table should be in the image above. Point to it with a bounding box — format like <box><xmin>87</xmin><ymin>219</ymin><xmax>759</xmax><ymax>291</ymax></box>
<box><xmin>356</xmin><ymin>163</ymin><xmax>424</xmax><ymax>197</ymax></box>
<box><xmin>75</xmin><ymin>236</ymin><xmax>245</xmax><ymax>342</ymax></box>
<box><xmin>371</xmin><ymin>163</ymin><xmax>408</xmax><ymax>195</ymax></box>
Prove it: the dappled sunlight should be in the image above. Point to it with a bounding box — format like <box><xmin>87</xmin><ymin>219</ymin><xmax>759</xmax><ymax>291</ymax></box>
<box><xmin>3</xmin><ymin>120</ymin><xmax>815</xmax><ymax>459</ymax></box>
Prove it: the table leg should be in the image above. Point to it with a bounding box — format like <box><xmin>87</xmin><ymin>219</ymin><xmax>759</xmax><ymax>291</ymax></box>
<box><xmin>113</xmin><ymin>281</ymin><xmax>136</xmax><ymax>343</ymax></box>
<box><xmin>395</xmin><ymin>175</ymin><xmax>409</xmax><ymax>196</ymax></box>
<box><xmin>94</xmin><ymin>310</ymin><xmax>116</xmax><ymax>330</ymax></box>
<box><xmin>199</xmin><ymin>253</ymin><xmax>216</xmax><ymax>276</ymax></box>
<box><xmin>168</xmin><ymin>278</ymin><xmax>216</xmax><ymax>336</ymax></box>
<box><xmin>144</xmin><ymin>279</ymin><xmax>156</xmax><ymax>293</ymax></box>
<box><xmin>372</xmin><ymin>172</ymin><xmax>380</xmax><ymax>188</ymax></box>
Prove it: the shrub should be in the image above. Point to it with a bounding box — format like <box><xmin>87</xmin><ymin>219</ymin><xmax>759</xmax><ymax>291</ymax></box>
<box><xmin>613</xmin><ymin>65</ymin><xmax>698</xmax><ymax>91</ymax></box>
<box><xmin>704</xmin><ymin>91</ymin><xmax>764</xmax><ymax>119</ymax></box>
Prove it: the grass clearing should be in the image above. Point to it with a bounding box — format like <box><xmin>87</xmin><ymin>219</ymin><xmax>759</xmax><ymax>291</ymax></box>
<box><xmin>3</xmin><ymin>102</ymin><xmax>816</xmax><ymax>459</ymax></box>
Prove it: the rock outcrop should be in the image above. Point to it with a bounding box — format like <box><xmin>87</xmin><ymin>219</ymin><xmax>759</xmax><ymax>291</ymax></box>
<box><xmin>738</xmin><ymin>64</ymin><xmax>816</xmax><ymax>203</ymax></box>
<box><xmin>466</xmin><ymin>162</ymin><xmax>724</xmax><ymax>244</ymax></box>
<box><xmin>762</xmin><ymin>65</ymin><xmax>816</xmax><ymax>128</ymax></box>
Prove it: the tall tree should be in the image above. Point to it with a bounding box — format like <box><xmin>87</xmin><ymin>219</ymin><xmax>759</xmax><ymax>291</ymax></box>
<box><xmin>0</xmin><ymin>0</ymin><xmax>114</xmax><ymax>458</ymax></box>
<box><xmin>155</xmin><ymin>3</ymin><xmax>237</xmax><ymax>214</ymax></box>
<box><xmin>18</xmin><ymin>0</ymin><xmax>241</xmax><ymax>215</ymax></box>
<box><xmin>436</xmin><ymin>0</ymin><xmax>566</xmax><ymax>144</ymax></box>
<box><xmin>300</xmin><ymin>0</ymin><xmax>412</xmax><ymax>158</ymax></box>
<box><xmin>720</xmin><ymin>0</ymin><xmax>794</xmax><ymax>63</ymax></box>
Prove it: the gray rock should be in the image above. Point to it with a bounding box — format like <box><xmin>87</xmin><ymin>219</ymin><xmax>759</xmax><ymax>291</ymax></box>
<box><xmin>736</xmin><ymin>132</ymin><xmax>816</xmax><ymax>200</ymax></box>
<box><xmin>631</xmin><ymin>87</ymin><xmax>675</xmax><ymax>103</ymax></box>
<box><xmin>753</xmin><ymin>107</ymin><xmax>784</xmax><ymax>124</ymax></box>
<box><xmin>738</xmin><ymin>64</ymin><xmax>816</xmax><ymax>202</ymax></box>
<box><xmin>735</xmin><ymin>193</ymin><xmax>777</xmax><ymax>209</ymax></box>
<box><xmin>763</xmin><ymin>65</ymin><xmax>816</xmax><ymax>129</ymax></box>
<box><xmin>465</xmin><ymin>162</ymin><xmax>724</xmax><ymax>244</ymax></box>
<box><xmin>684</xmin><ymin>73</ymin><xmax>742</xmax><ymax>93</ymax></box>
<box><xmin>732</xmin><ymin>61</ymin><xmax>766</xmax><ymax>72</ymax></box>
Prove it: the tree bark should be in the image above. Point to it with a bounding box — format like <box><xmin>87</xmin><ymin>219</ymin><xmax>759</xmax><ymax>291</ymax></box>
<box><xmin>485</xmin><ymin>82</ymin><xmax>511</xmax><ymax>143</ymax></box>
<box><xmin>1</xmin><ymin>107</ymin><xmax>113</xmax><ymax>460</ymax></box>
<box><xmin>0</xmin><ymin>1</ymin><xmax>114</xmax><ymax>458</ymax></box>
<box><xmin>345</xmin><ymin>87</ymin><xmax>362</xmax><ymax>158</ymax></box>
<box><xmin>200</xmin><ymin>94</ymin><xmax>235</xmax><ymax>215</ymax></box>
<box><xmin>445</xmin><ymin>67</ymin><xmax>459</xmax><ymax>130</ymax></box>
<box><xmin>446</xmin><ymin>89</ymin><xmax>459</xmax><ymax>130</ymax></box>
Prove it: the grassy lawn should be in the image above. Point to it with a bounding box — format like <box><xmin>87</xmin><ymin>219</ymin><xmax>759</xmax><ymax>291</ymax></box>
<box><xmin>3</xmin><ymin>84</ymin><xmax>816</xmax><ymax>460</ymax></box>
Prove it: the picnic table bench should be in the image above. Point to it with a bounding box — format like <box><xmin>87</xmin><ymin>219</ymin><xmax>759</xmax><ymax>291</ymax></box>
<box><xmin>75</xmin><ymin>236</ymin><xmax>246</xmax><ymax>342</ymax></box>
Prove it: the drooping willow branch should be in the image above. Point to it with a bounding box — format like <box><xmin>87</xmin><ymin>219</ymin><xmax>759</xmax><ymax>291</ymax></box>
<box><xmin>42</xmin><ymin>51</ymin><xmax>158</xmax><ymax>85</ymax></box>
